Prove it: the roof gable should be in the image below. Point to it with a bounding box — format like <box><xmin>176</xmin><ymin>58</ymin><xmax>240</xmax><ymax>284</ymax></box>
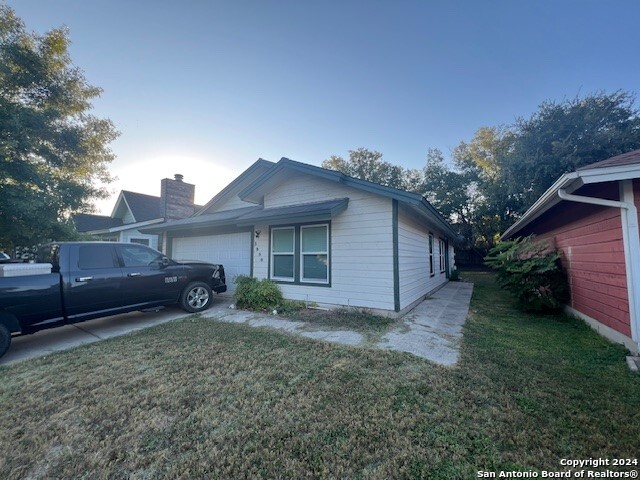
<box><xmin>240</xmin><ymin>157</ymin><xmax>457</xmax><ymax>238</ymax></box>
<box><xmin>196</xmin><ymin>159</ymin><xmax>274</xmax><ymax>215</ymax></box>
<box><xmin>121</xmin><ymin>191</ymin><xmax>161</xmax><ymax>222</ymax></box>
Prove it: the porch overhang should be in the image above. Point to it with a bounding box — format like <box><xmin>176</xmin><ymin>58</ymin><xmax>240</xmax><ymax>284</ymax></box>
<box><xmin>235</xmin><ymin>198</ymin><xmax>349</xmax><ymax>226</ymax></box>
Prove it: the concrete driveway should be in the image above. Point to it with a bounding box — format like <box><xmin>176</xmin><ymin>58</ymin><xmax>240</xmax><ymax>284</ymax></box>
<box><xmin>0</xmin><ymin>304</ymin><xmax>220</xmax><ymax>366</ymax></box>
<box><xmin>1</xmin><ymin>282</ymin><xmax>474</xmax><ymax>367</ymax></box>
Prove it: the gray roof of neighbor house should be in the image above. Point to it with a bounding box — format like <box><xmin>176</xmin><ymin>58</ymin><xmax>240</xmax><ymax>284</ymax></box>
<box><xmin>73</xmin><ymin>214</ymin><xmax>123</xmax><ymax>232</ymax></box>
<box><xmin>576</xmin><ymin>148</ymin><xmax>640</xmax><ymax>170</ymax></box>
<box><xmin>121</xmin><ymin>191</ymin><xmax>162</xmax><ymax>222</ymax></box>
<box><xmin>503</xmin><ymin>149</ymin><xmax>640</xmax><ymax>239</ymax></box>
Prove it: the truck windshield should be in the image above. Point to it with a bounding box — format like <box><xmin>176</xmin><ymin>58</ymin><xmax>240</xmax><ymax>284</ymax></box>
<box><xmin>36</xmin><ymin>244</ymin><xmax>60</xmax><ymax>271</ymax></box>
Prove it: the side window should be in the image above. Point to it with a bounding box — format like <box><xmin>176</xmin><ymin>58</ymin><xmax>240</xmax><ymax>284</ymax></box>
<box><xmin>428</xmin><ymin>234</ymin><xmax>434</xmax><ymax>277</ymax></box>
<box><xmin>78</xmin><ymin>246</ymin><xmax>118</xmax><ymax>270</ymax></box>
<box><xmin>119</xmin><ymin>245</ymin><xmax>163</xmax><ymax>268</ymax></box>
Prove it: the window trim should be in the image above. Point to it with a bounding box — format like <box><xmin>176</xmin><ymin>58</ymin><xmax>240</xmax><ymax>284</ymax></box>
<box><xmin>268</xmin><ymin>222</ymin><xmax>332</xmax><ymax>287</ymax></box>
<box><xmin>270</xmin><ymin>226</ymin><xmax>295</xmax><ymax>282</ymax></box>
<box><xmin>439</xmin><ymin>238</ymin><xmax>446</xmax><ymax>273</ymax></box>
<box><xmin>428</xmin><ymin>233</ymin><xmax>435</xmax><ymax>277</ymax></box>
<box><xmin>130</xmin><ymin>237</ymin><xmax>150</xmax><ymax>246</ymax></box>
<box><xmin>300</xmin><ymin>224</ymin><xmax>329</xmax><ymax>284</ymax></box>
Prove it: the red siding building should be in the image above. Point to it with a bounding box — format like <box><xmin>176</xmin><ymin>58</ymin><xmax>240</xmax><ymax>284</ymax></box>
<box><xmin>503</xmin><ymin>150</ymin><xmax>640</xmax><ymax>354</ymax></box>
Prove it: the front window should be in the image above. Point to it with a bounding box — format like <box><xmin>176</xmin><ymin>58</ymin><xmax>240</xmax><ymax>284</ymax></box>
<box><xmin>271</xmin><ymin>227</ymin><xmax>295</xmax><ymax>281</ymax></box>
<box><xmin>269</xmin><ymin>224</ymin><xmax>330</xmax><ymax>285</ymax></box>
<box><xmin>300</xmin><ymin>225</ymin><xmax>328</xmax><ymax>283</ymax></box>
<box><xmin>439</xmin><ymin>238</ymin><xmax>446</xmax><ymax>273</ymax></box>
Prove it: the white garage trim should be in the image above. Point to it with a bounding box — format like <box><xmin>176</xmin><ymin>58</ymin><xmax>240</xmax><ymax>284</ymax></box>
<box><xmin>171</xmin><ymin>231</ymin><xmax>252</xmax><ymax>290</ymax></box>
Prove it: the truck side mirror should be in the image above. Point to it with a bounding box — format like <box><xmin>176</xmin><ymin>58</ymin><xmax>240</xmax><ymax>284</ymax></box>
<box><xmin>161</xmin><ymin>257</ymin><xmax>170</xmax><ymax>267</ymax></box>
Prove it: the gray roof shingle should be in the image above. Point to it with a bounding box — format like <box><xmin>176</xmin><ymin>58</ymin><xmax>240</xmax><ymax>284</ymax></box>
<box><xmin>73</xmin><ymin>214</ymin><xmax>123</xmax><ymax>232</ymax></box>
<box><xmin>577</xmin><ymin>149</ymin><xmax>640</xmax><ymax>170</ymax></box>
<box><xmin>121</xmin><ymin>191</ymin><xmax>161</xmax><ymax>222</ymax></box>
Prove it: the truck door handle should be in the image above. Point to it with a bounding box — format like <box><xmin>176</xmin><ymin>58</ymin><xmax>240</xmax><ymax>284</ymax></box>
<box><xmin>75</xmin><ymin>276</ymin><xmax>93</xmax><ymax>282</ymax></box>
<box><xmin>128</xmin><ymin>272</ymin><xmax>142</xmax><ymax>277</ymax></box>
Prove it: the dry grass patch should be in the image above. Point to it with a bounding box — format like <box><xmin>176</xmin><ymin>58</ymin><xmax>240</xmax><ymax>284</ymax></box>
<box><xmin>1</xmin><ymin>272</ymin><xmax>638</xmax><ymax>478</ymax></box>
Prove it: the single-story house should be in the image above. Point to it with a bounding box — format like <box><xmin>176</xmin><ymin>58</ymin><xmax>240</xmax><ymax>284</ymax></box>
<box><xmin>73</xmin><ymin>174</ymin><xmax>201</xmax><ymax>250</ymax></box>
<box><xmin>143</xmin><ymin>158</ymin><xmax>458</xmax><ymax>315</ymax></box>
<box><xmin>502</xmin><ymin>149</ymin><xmax>640</xmax><ymax>354</ymax></box>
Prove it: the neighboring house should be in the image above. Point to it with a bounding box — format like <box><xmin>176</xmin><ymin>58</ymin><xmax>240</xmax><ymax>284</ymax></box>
<box><xmin>502</xmin><ymin>149</ymin><xmax>640</xmax><ymax>354</ymax></box>
<box><xmin>73</xmin><ymin>174</ymin><xmax>200</xmax><ymax>250</ymax></box>
<box><xmin>142</xmin><ymin>158</ymin><xmax>458</xmax><ymax>315</ymax></box>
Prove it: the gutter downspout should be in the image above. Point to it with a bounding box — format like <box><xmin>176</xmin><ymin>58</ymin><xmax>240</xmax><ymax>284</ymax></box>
<box><xmin>558</xmin><ymin>184</ymin><xmax>640</xmax><ymax>354</ymax></box>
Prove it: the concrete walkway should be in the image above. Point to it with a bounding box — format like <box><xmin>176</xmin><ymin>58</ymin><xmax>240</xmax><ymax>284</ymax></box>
<box><xmin>1</xmin><ymin>282</ymin><xmax>474</xmax><ymax>367</ymax></box>
<box><xmin>378</xmin><ymin>282</ymin><xmax>474</xmax><ymax>365</ymax></box>
<box><xmin>201</xmin><ymin>281</ymin><xmax>474</xmax><ymax>366</ymax></box>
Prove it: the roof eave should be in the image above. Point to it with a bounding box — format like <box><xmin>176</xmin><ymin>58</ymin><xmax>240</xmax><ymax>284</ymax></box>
<box><xmin>88</xmin><ymin>218</ymin><xmax>165</xmax><ymax>235</ymax></box>
<box><xmin>235</xmin><ymin>198</ymin><xmax>350</xmax><ymax>227</ymax></box>
<box><xmin>502</xmin><ymin>172</ymin><xmax>583</xmax><ymax>239</ymax></box>
<box><xmin>503</xmin><ymin>163</ymin><xmax>640</xmax><ymax>240</ymax></box>
<box><xmin>239</xmin><ymin>158</ymin><xmax>457</xmax><ymax>238</ymax></box>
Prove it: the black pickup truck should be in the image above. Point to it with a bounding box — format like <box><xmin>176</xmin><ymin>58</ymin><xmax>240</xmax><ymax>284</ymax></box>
<box><xmin>0</xmin><ymin>242</ymin><xmax>227</xmax><ymax>358</ymax></box>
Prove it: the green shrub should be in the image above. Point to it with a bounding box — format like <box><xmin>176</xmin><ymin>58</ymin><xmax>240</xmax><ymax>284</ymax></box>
<box><xmin>449</xmin><ymin>269</ymin><xmax>460</xmax><ymax>281</ymax></box>
<box><xmin>277</xmin><ymin>299</ymin><xmax>306</xmax><ymax>315</ymax></box>
<box><xmin>484</xmin><ymin>236</ymin><xmax>569</xmax><ymax>313</ymax></box>
<box><xmin>233</xmin><ymin>276</ymin><xmax>284</xmax><ymax>311</ymax></box>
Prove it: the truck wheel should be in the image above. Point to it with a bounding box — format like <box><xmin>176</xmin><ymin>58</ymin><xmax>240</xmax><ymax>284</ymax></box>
<box><xmin>0</xmin><ymin>324</ymin><xmax>11</xmax><ymax>359</ymax></box>
<box><xmin>180</xmin><ymin>282</ymin><xmax>213</xmax><ymax>313</ymax></box>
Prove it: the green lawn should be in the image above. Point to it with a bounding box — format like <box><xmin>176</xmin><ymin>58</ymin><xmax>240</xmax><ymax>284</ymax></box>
<box><xmin>1</xmin><ymin>272</ymin><xmax>638</xmax><ymax>479</ymax></box>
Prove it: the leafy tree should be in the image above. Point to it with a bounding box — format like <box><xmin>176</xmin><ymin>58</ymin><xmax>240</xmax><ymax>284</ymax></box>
<box><xmin>452</xmin><ymin>127</ymin><xmax>521</xmax><ymax>249</ymax></box>
<box><xmin>322</xmin><ymin>148</ymin><xmax>419</xmax><ymax>191</ymax></box>
<box><xmin>504</xmin><ymin>91</ymin><xmax>640</xmax><ymax>208</ymax></box>
<box><xmin>0</xmin><ymin>5</ymin><xmax>118</xmax><ymax>249</ymax></box>
<box><xmin>420</xmin><ymin>149</ymin><xmax>472</xmax><ymax>229</ymax></box>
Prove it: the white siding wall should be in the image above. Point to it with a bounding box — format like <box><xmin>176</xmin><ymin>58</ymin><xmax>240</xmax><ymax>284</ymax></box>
<box><xmin>252</xmin><ymin>174</ymin><xmax>395</xmax><ymax>311</ymax></box>
<box><xmin>119</xmin><ymin>229</ymin><xmax>159</xmax><ymax>250</ymax></box>
<box><xmin>397</xmin><ymin>208</ymin><xmax>448</xmax><ymax>309</ymax></box>
<box><xmin>122</xmin><ymin>208</ymin><xmax>135</xmax><ymax>224</ymax></box>
<box><xmin>206</xmin><ymin>195</ymin><xmax>256</xmax><ymax>213</ymax></box>
<box><xmin>201</xmin><ymin>165</ymin><xmax>272</xmax><ymax>214</ymax></box>
<box><xmin>253</xmin><ymin>224</ymin><xmax>270</xmax><ymax>280</ymax></box>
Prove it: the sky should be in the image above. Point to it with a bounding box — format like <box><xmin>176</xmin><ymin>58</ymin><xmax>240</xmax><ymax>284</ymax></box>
<box><xmin>5</xmin><ymin>0</ymin><xmax>640</xmax><ymax>214</ymax></box>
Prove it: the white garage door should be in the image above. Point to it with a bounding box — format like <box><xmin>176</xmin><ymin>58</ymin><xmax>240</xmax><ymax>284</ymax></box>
<box><xmin>172</xmin><ymin>232</ymin><xmax>252</xmax><ymax>291</ymax></box>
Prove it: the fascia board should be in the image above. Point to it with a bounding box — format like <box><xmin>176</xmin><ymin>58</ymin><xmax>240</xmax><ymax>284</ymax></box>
<box><xmin>502</xmin><ymin>173</ymin><xmax>581</xmax><ymax>239</ymax></box>
<box><xmin>578</xmin><ymin>164</ymin><xmax>640</xmax><ymax>184</ymax></box>
<box><xmin>110</xmin><ymin>191</ymin><xmax>127</xmax><ymax>219</ymax></box>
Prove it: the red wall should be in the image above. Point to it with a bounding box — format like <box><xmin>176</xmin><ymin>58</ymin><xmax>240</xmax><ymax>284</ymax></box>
<box><xmin>519</xmin><ymin>182</ymin><xmax>630</xmax><ymax>337</ymax></box>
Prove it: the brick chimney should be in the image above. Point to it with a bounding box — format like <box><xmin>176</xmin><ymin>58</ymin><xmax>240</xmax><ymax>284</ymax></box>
<box><xmin>160</xmin><ymin>174</ymin><xmax>195</xmax><ymax>220</ymax></box>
